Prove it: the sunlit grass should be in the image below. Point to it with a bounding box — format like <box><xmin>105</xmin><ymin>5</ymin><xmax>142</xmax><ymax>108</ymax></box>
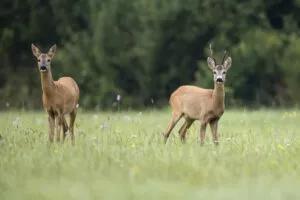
<box><xmin>0</xmin><ymin>109</ymin><xmax>299</xmax><ymax>199</ymax></box>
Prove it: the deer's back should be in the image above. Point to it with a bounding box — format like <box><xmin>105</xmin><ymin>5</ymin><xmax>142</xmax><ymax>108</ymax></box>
<box><xmin>57</xmin><ymin>77</ymin><xmax>80</xmax><ymax>99</ymax></box>
<box><xmin>169</xmin><ymin>85</ymin><xmax>213</xmax><ymax>120</ymax></box>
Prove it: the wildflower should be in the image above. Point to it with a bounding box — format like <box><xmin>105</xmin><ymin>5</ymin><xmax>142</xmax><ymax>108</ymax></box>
<box><xmin>100</xmin><ymin>122</ymin><xmax>109</xmax><ymax>130</ymax></box>
<box><xmin>116</xmin><ymin>94</ymin><xmax>121</xmax><ymax>102</ymax></box>
<box><xmin>12</xmin><ymin>117</ymin><xmax>21</xmax><ymax>128</ymax></box>
<box><xmin>151</xmin><ymin>98</ymin><xmax>154</xmax><ymax>104</ymax></box>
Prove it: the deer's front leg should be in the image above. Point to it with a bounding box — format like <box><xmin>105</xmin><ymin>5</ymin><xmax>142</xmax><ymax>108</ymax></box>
<box><xmin>199</xmin><ymin>123</ymin><xmax>207</xmax><ymax>145</ymax></box>
<box><xmin>56</xmin><ymin>115</ymin><xmax>63</xmax><ymax>143</ymax></box>
<box><xmin>209</xmin><ymin>120</ymin><xmax>219</xmax><ymax>146</ymax></box>
<box><xmin>48</xmin><ymin>114</ymin><xmax>55</xmax><ymax>143</ymax></box>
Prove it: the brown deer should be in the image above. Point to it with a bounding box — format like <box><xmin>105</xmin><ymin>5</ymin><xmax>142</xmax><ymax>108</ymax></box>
<box><xmin>31</xmin><ymin>44</ymin><xmax>80</xmax><ymax>144</ymax></box>
<box><xmin>163</xmin><ymin>45</ymin><xmax>232</xmax><ymax>145</ymax></box>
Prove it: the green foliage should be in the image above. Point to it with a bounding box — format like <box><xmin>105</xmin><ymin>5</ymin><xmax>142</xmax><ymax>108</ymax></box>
<box><xmin>1</xmin><ymin>0</ymin><xmax>300</xmax><ymax>108</ymax></box>
<box><xmin>0</xmin><ymin>110</ymin><xmax>300</xmax><ymax>199</ymax></box>
<box><xmin>280</xmin><ymin>35</ymin><xmax>300</xmax><ymax>103</ymax></box>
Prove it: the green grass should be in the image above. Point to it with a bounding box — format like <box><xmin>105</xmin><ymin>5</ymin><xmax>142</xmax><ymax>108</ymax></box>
<box><xmin>0</xmin><ymin>109</ymin><xmax>299</xmax><ymax>199</ymax></box>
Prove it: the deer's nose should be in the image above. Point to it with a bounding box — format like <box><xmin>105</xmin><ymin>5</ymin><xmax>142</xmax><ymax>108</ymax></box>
<box><xmin>216</xmin><ymin>78</ymin><xmax>223</xmax><ymax>82</ymax></box>
<box><xmin>40</xmin><ymin>66</ymin><xmax>47</xmax><ymax>71</ymax></box>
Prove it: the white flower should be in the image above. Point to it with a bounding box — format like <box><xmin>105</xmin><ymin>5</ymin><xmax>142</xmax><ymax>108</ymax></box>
<box><xmin>116</xmin><ymin>94</ymin><xmax>121</xmax><ymax>102</ymax></box>
<box><xmin>12</xmin><ymin>117</ymin><xmax>21</xmax><ymax>128</ymax></box>
<box><xmin>100</xmin><ymin>122</ymin><xmax>109</xmax><ymax>130</ymax></box>
<box><xmin>151</xmin><ymin>98</ymin><xmax>154</xmax><ymax>104</ymax></box>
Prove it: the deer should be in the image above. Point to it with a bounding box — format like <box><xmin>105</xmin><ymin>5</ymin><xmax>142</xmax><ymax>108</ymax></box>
<box><xmin>31</xmin><ymin>44</ymin><xmax>80</xmax><ymax>144</ymax></box>
<box><xmin>163</xmin><ymin>44</ymin><xmax>232</xmax><ymax>145</ymax></box>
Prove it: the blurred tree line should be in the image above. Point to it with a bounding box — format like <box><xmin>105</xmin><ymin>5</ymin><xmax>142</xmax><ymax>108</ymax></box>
<box><xmin>1</xmin><ymin>0</ymin><xmax>300</xmax><ymax>109</ymax></box>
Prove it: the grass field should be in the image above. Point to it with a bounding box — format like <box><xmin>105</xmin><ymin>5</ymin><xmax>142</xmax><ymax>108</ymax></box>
<box><xmin>0</xmin><ymin>109</ymin><xmax>299</xmax><ymax>199</ymax></box>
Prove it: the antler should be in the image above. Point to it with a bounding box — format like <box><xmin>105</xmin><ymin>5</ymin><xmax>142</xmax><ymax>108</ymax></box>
<box><xmin>209</xmin><ymin>43</ymin><xmax>213</xmax><ymax>57</ymax></box>
<box><xmin>209</xmin><ymin>43</ymin><xmax>216</xmax><ymax>63</ymax></box>
<box><xmin>222</xmin><ymin>50</ymin><xmax>228</xmax><ymax>64</ymax></box>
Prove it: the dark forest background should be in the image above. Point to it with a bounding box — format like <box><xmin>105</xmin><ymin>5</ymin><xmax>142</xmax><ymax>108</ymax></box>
<box><xmin>1</xmin><ymin>0</ymin><xmax>300</xmax><ymax>110</ymax></box>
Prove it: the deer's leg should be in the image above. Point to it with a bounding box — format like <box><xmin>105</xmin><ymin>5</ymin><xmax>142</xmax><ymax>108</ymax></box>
<box><xmin>179</xmin><ymin>118</ymin><xmax>194</xmax><ymax>143</ymax></box>
<box><xmin>69</xmin><ymin>110</ymin><xmax>77</xmax><ymax>145</ymax></box>
<box><xmin>163</xmin><ymin>112</ymin><xmax>183</xmax><ymax>143</ymax></box>
<box><xmin>62</xmin><ymin>116</ymin><xmax>68</xmax><ymax>142</ymax></box>
<box><xmin>199</xmin><ymin>123</ymin><xmax>207</xmax><ymax>145</ymax></box>
<box><xmin>56</xmin><ymin>114</ymin><xmax>63</xmax><ymax>143</ymax></box>
<box><xmin>209</xmin><ymin>120</ymin><xmax>219</xmax><ymax>146</ymax></box>
<box><xmin>178</xmin><ymin>120</ymin><xmax>187</xmax><ymax>135</ymax></box>
<box><xmin>48</xmin><ymin>113</ymin><xmax>55</xmax><ymax>143</ymax></box>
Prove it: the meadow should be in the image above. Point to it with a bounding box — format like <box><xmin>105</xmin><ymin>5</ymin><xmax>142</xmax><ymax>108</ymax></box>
<box><xmin>0</xmin><ymin>109</ymin><xmax>299</xmax><ymax>199</ymax></box>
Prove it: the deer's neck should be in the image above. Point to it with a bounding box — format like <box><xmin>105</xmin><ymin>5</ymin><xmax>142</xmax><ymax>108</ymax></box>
<box><xmin>212</xmin><ymin>83</ymin><xmax>225</xmax><ymax>110</ymax></box>
<box><xmin>40</xmin><ymin>71</ymin><xmax>55</xmax><ymax>96</ymax></box>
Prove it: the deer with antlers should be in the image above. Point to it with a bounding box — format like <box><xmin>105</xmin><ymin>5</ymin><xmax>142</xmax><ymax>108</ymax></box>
<box><xmin>31</xmin><ymin>44</ymin><xmax>80</xmax><ymax>144</ymax></box>
<box><xmin>163</xmin><ymin>44</ymin><xmax>232</xmax><ymax>145</ymax></box>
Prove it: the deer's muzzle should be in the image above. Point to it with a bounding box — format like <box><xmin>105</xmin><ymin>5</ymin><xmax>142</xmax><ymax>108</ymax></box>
<box><xmin>216</xmin><ymin>78</ymin><xmax>223</xmax><ymax>83</ymax></box>
<box><xmin>40</xmin><ymin>66</ymin><xmax>47</xmax><ymax>72</ymax></box>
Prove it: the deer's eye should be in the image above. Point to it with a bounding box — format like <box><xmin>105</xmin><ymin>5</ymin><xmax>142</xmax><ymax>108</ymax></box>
<box><xmin>47</xmin><ymin>59</ymin><xmax>50</xmax><ymax>62</ymax></box>
<box><xmin>222</xmin><ymin>72</ymin><xmax>226</xmax><ymax>74</ymax></box>
<box><xmin>213</xmin><ymin>71</ymin><xmax>216</xmax><ymax>74</ymax></box>
<box><xmin>38</xmin><ymin>59</ymin><xmax>41</xmax><ymax>62</ymax></box>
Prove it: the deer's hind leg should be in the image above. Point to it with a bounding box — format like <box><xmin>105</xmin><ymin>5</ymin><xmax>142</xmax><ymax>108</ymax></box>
<box><xmin>163</xmin><ymin>112</ymin><xmax>183</xmax><ymax>143</ymax></box>
<box><xmin>178</xmin><ymin>120</ymin><xmax>187</xmax><ymax>136</ymax></box>
<box><xmin>62</xmin><ymin>116</ymin><xmax>69</xmax><ymax>142</ymax></box>
<box><xmin>69</xmin><ymin>109</ymin><xmax>77</xmax><ymax>145</ymax></box>
<box><xmin>56</xmin><ymin>116</ymin><xmax>61</xmax><ymax>143</ymax></box>
<box><xmin>179</xmin><ymin>118</ymin><xmax>194</xmax><ymax>143</ymax></box>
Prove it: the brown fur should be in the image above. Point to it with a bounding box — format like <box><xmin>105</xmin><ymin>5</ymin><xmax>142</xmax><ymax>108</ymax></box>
<box><xmin>32</xmin><ymin>44</ymin><xmax>79</xmax><ymax>144</ymax></box>
<box><xmin>163</xmin><ymin>51</ymin><xmax>232</xmax><ymax>145</ymax></box>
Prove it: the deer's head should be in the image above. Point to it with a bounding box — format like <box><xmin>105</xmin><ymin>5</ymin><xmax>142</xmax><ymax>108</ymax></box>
<box><xmin>31</xmin><ymin>44</ymin><xmax>56</xmax><ymax>73</ymax></box>
<box><xmin>207</xmin><ymin>44</ymin><xmax>232</xmax><ymax>84</ymax></box>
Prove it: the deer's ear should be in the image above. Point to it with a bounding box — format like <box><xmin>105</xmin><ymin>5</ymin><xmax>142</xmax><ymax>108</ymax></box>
<box><xmin>47</xmin><ymin>44</ymin><xmax>57</xmax><ymax>58</ymax></box>
<box><xmin>224</xmin><ymin>56</ymin><xmax>232</xmax><ymax>70</ymax></box>
<box><xmin>31</xmin><ymin>44</ymin><xmax>41</xmax><ymax>58</ymax></box>
<box><xmin>207</xmin><ymin>57</ymin><xmax>215</xmax><ymax>70</ymax></box>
